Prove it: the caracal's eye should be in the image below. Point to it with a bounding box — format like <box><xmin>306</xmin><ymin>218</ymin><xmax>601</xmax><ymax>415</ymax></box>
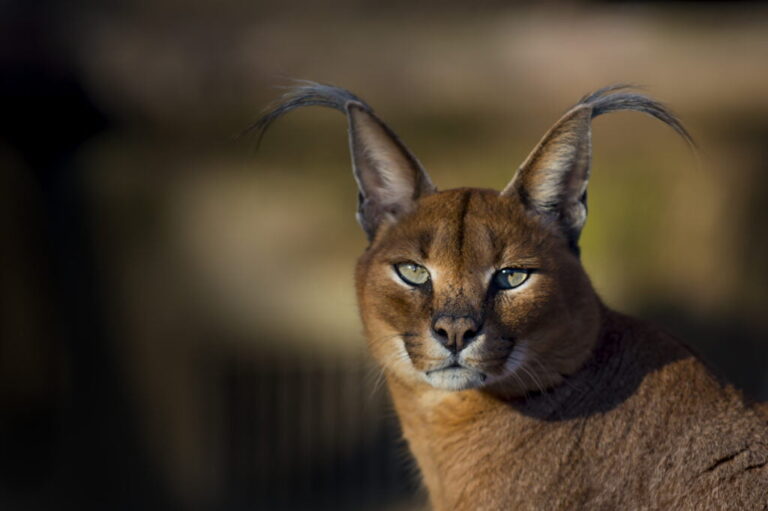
<box><xmin>394</xmin><ymin>262</ymin><xmax>430</xmax><ymax>286</ymax></box>
<box><xmin>493</xmin><ymin>268</ymin><xmax>531</xmax><ymax>290</ymax></box>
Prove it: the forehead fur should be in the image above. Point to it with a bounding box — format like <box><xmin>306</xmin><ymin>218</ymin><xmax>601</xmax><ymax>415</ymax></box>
<box><xmin>369</xmin><ymin>188</ymin><xmax>563</xmax><ymax>265</ymax></box>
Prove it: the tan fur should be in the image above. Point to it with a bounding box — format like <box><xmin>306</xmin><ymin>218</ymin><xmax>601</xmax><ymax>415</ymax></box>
<box><xmin>258</xmin><ymin>84</ymin><xmax>768</xmax><ymax>509</ymax></box>
<box><xmin>356</xmin><ymin>190</ymin><xmax>768</xmax><ymax>510</ymax></box>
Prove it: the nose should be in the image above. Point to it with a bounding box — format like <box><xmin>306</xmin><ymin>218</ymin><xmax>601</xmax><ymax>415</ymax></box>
<box><xmin>431</xmin><ymin>315</ymin><xmax>482</xmax><ymax>353</ymax></box>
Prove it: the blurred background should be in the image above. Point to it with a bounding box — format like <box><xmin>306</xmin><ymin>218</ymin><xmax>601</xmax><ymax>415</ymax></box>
<box><xmin>1</xmin><ymin>1</ymin><xmax>768</xmax><ymax>509</ymax></box>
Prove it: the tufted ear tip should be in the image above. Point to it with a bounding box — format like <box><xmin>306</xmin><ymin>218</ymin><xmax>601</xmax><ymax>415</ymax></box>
<box><xmin>345</xmin><ymin>100</ymin><xmax>367</xmax><ymax>111</ymax></box>
<box><xmin>503</xmin><ymin>105</ymin><xmax>593</xmax><ymax>249</ymax></box>
<box><xmin>346</xmin><ymin>104</ymin><xmax>435</xmax><ymax>239</ymax></box>
<box><xmin>251</xmin><ymin>82</ymin><xmax>435</xmax><ymax>240</ymax></box>
<box><xmin>503</xmin><ymin>86</ymin><xmax>692</xmax><ymax>252</ymax></box>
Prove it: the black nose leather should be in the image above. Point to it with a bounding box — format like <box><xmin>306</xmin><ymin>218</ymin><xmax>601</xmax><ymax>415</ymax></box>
<box><xmin>431</xmin><ymin>315</ymin><xmax>481</xmax><ymax>353</ymax></box>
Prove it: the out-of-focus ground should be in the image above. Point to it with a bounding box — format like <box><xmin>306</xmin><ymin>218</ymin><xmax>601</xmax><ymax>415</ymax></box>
<box><xmin>2</xmin><ymin>1</ymin><xmax>768</xmax><ymax>509</ymax></box>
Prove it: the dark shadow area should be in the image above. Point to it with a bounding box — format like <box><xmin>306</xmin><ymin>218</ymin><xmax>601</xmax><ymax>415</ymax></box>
<box><xmin>641</xmin><ymin>306</ymin><xmax>768</xmax><ymax>401</ymax></box>
<box><xmin>507</xmin><ymin>313</ymin><xmax>690</xmax><ymax>421</ymax></box>
<box><xmin>0</xmin><ymin>1</ymin><xmax>178</xmax><ymax>509</ymax></box>
<box><xmin>220</xmin><ymin>353</ymin><xmax>422</xmax><ymax>511</ymax></box>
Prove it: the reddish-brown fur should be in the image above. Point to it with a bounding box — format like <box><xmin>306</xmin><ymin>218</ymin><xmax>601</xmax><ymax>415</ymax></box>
<box><xmin>356</xmin><ymin>190</ymin><xmax>768</xmax><ymax>509</ymax></box>
<box><xmin>258</xmin><ymin>83</ymin><xmax>768</xmax><ymax>509</ymax></box>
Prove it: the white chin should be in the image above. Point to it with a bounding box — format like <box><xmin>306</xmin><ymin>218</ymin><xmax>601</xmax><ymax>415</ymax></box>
<box><xmin>424</xmin><ymin>367</ymin><xmax>486</xmax><ymax>391</ymax></box>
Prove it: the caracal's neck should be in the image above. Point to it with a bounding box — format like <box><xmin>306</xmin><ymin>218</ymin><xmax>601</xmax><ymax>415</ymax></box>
<box><xmin>384</xmin><ymin>309</ymin><xmax>698</xmax><ymax>510</ymax></box>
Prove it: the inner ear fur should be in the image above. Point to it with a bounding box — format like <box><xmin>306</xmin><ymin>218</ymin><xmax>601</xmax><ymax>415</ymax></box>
<box><xmin>347</xmin><ymin>103</ymin><xmax>436</xmax><ymax>239</ymax></box>
<box><xmin>502</xmin><ymin>106</ymin><xmax>593</xmax><ymax>248</ymax></box>
<box><xmin>502</xmin><ymin>85</ymin><xmax>693</xmax><ymax>252</ymax></box>
<box><xmin>250</xmin><ymin>82</ymin><xmax>435</xmax><ymax>241</ymax></box>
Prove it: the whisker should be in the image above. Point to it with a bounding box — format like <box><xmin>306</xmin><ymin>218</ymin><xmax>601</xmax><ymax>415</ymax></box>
<box><xmin>367</xmin><ymin>365</ymin><xmax>387</xmax><ymax>400</ymax></box>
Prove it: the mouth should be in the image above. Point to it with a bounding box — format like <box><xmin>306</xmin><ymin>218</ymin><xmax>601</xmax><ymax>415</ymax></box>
<box><xmin>424</xmin><ymin>358</ymin><xmax>464</xmax><ymax>374</ymax></box>
<box><xmin>424</xmin><ymin>364</ymin><xmax>487</xmax><ymax>391</ymax></box>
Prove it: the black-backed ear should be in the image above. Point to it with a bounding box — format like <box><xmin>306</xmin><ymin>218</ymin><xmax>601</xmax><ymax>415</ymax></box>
<box><xmin>346</xmin><ymin>102</ymin><xmax>435</xmax><ymax>238</ymax></box>
<box><xmin>501</xmin><ymin>85</ymin><xmax>694</xmax><ymax>253</ymax></box>
<box><xmin>250</xmin><ymin>82</ymin><xmax>435</xmax><ymax>240</ymax></box>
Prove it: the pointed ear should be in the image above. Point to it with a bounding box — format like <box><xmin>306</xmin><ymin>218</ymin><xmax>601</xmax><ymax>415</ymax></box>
<box><xmin>501</xmin><ymin>85</ymin><xmax>694</xmax><ymax>252</ymax></box>
<box><xmin>249</xmin><ymin>82</ymin><xmax>436</xmax><ymax>240</ymax></box>
<box><xmin>346</xmin><ymin>102</ymin><xmax>435</xmax><ymax>238</ymax></box>
<box><xmin>501</xmin><ymin>106</ymin><xmax>593</xmax><ymax>248</ymax></box>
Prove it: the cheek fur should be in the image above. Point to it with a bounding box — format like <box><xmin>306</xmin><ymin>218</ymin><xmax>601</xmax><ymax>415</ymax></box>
<box><xmin>492</xmin><ymin>278</ymin><xmax>558</xmax><ymax>336</ymax></box>
<box><xmin>368</xmin><ymin>272</ymin><xmax>432</xmax><ymax>334</ymax></box>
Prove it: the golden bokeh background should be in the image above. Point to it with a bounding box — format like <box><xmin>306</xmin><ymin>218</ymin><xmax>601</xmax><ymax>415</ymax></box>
<box><xmin>2</xmin><ymin>1</ymin><xmax>768</xmax><ymax>509</ymax></box>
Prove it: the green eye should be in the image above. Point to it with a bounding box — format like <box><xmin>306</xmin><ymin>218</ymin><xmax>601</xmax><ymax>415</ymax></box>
<box><xmin>395</xmin><ymin>262</ymin><xmax>430</xmax><ymax>286</ymax></box>
<box><xmin>493</xmin><ymin>268</ymin><xmax>531</xmax><ymax>290</ymax></box>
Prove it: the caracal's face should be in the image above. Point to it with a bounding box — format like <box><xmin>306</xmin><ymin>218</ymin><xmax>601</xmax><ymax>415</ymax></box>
<box><xmin>356</xmin><ymin>188</ymin><xmax>601</xmax><ymax>395</ymax></box>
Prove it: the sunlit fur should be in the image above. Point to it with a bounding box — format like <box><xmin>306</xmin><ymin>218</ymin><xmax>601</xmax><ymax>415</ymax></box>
<box><xmin>356</xmin><ymin>189</ymin><xmax>601</xmax><ymax>396</ymax></box>
<box><xmin>258</xmin><ymin>83</ymin><xmax>768</xmax><ymax>510</ymax></box>
<box><xmin>355</xmin><ymin>190</ymin><xmax>768</xmax><ymax>510</ymax></box>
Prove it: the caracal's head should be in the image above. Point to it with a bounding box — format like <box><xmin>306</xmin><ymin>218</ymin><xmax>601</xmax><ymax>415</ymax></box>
<box><xmin>256</xmin><ymin>83</ymin><xmax>692</xmax><ymax>396</ymax></box>
<box><xmin>355</xmin><ymin>187</ymin><xmax>599</xmax><ymax>394</ymax></box>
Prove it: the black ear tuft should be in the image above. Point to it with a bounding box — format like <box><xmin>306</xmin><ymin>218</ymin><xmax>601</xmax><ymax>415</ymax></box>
<box><xmin>582</xmin><ymin>84</ymin><xmax>694</xmax><ymax>147</ymax></box>
<box><xmin>252</xmin><ymin>82</ymin><xmax>435</xmax><ymax>240</ymax></box>
<box><xmin>503</xmin><ymin>85</ymin><xmax>694</xmax><ymax>252</ymax></box>
<box><xmin>245</xmin><ymin>81</ymin><xmax>368</xmax><ymax>148</ymax></box>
